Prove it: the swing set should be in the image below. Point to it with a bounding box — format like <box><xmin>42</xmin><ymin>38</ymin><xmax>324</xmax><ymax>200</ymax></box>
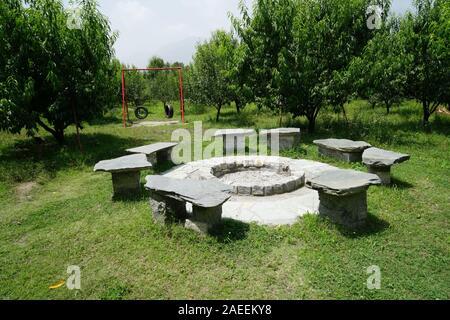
<box><xmin>121</xmin><ymin>67</ymin><xmax>186</xmax><ymax>128</ymax></box>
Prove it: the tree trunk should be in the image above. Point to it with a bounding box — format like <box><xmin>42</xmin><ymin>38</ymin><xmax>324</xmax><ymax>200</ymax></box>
<box><xmin>386</xmin><ymin>103</ymin><xmax>391</xmax><ymax>115</ymax></box>
<box><xmin>53</xmin><ymin>129</ymin><xmax>66</xmax><ymax>145</ymax></box>
<box><xmin>216</xmin><ymin>104</ymin><xmax>222</xmax><ymax>122</ymax></box>
<box><xmin>279</xmin><ymin>104</ymin><xmax>283</xmax><ymax>127</ymax></box>
<box><xmin>341</xmin><ymin>104</ymin><xmax>348</xmax><ymax>123</ymax></box>
<box><xmin>37</xmin><ymin>118</ymin><xmax>66</xmax><ymax>145</ymax></box>
<box><xmin>307</xmin><ymin>115</ymin><xmax>316</xmax><ymax>133</ymax></box>
<box><xmin>423</xmin><ymin>102</ymin><xmax>431</xmax><ymax>126</ymax></box>
<box><xmin>235</xmin><ymin>100</ymin><xmax>241</xmax><ymax>114</ymax></box>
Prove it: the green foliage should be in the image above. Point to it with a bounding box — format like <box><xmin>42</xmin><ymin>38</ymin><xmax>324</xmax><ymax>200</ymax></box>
<box><xmin>233</xmin><ymin>0</ymin><xmax>378</xmax><ymax>132</ymax></box>
<box><xmin>0</xmin><ymin>0</ymin><xmax>117</xmax><ymax>144</ymax></box>
<box><xmin>399</xmin><ymin>0</ymin><xmax>450</xmax><ymax>124</ymax></box>
<box><xmin>191</xmin><ymin>30</ymin><xmax>242</xmax><ymax>121</ymax></box>
<box><xmin>119</xmin><ymin>57</ymin><xmax>183</xmax><ymax>111</ymax></box>
<box><xmin>232</xmin><ymin>0</ymin><xmax>297</xmax><ymax>124</ymax></box>
<box><xmin>123</xmin><ymin>66</ymin><xmax>148</xmax><ymax>107</ymax></box>
<box><xmin>110</xmin><ymin>58</ymin><xmax>123</xmax><ymax>105</ymax></box>
<box><xmin>146</xmin><ymin>56</ymin><xmax>180</xmax><ymax>105</ymax></box>
<box><xmin>350</xmin><ymin>17</ymin><xmax>406</xmax><ymax>114</ymax></box>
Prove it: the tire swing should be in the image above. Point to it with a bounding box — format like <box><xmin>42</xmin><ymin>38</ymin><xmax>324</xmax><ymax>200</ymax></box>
<box><xmin>135</xmin><ymin>106</ymin><xmax>149</xmax><ymax>120</ymax></box>
<box><xmin>164</xmin><ymin>103</ymin><xmax>174</xmax><ymax>119</ymax></box>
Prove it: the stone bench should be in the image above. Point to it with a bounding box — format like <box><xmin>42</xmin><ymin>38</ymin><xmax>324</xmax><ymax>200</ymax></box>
<box><xmin>214</xmin><ymin>129</ymin><xmax>257</xmax><ymax>155</ymax></box>
<box><xmin>313</xmin><ymin>139</ymin><xmax>371</xmax><ymax>163</ymax></box>
<box><xmin>362</xmin><ymin>148</ymin><xmax>410</xmax><ymax>185</ymax></box>
<box><xmin>145</xmin><ymin>175</ymin><xmax>232</xmax><ymax>234</ymax></box>
<box><xmin>259</xmin><ymin>128</ymin><xmax>301</xmax><ymax>151</ymax></box>
<box><xmin>306</xmin><ymin>169</ymin><xmax>381</xmax><ymax>228</ymax></box>
<box><xmin>126</xmin><ymin>142</ymin><xmax>178</xmax><ymax>166</ymax></box>
<box><xmin>94</xmin><ymin>154</ymin><xmax>152</xmax><ymax>198</ymax></box>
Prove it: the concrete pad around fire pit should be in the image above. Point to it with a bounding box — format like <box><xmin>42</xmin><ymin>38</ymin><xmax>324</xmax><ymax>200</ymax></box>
<box><xmin>161</xmin><ymin>156</ymin><xmax>337</xmax><ymax>226</ymax></box>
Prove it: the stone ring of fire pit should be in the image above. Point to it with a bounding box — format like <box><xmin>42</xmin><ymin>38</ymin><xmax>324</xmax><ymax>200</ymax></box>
<box><xmin>210</xmin><ymin>159</ymin><xmax>305</xmax><ymax>196</ymax></box>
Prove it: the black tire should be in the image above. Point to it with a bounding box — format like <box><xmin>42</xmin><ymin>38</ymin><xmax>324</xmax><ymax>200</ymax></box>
<box><xmin>164</xmin><ymin>104</ymin><xmax>174</xmax><ymax>119</ymax></box>
<box><xmin>135</xmin><ymin>106</ymin><xmax>149</xmax><ymax>120</ymax></box>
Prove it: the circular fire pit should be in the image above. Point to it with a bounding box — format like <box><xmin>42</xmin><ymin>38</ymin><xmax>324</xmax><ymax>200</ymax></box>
<box><xmin>162</xmin><ymin>156</ymin><xmax>338</xmax><ymax>226</ymax></box>
<box><xmin>211</xmin><ymin>159</ymin><xmax>304</xmax><ymax>196</ymax></box>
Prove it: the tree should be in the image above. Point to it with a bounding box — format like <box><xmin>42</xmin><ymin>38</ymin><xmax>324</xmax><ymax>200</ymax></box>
<box><xmin>146</xmin><ymin>57</ymin><xmax>179</xmax><ymax>106</ymax></box>
<box><xmin>432</xmin><ymin>0</ymin><xmax>450</xmax><ymax>108</ymax></box>
<box><xmin>123</xmin><ymin>66</ymin><xmax>149</xmax><ymax>107</ymax></box>
<box><xmin>232</xmin><ymin>0</ymin><xmax>297</xmax><ymax>126</ymax></box>
<box><xmin>234</xmin><ymin>0</ymin><xmax>379</xmax><ymax>132</ymax></box>
<box><xmin>191</xmin><ymin>30</ymin><xmax>239</xmax><ymax>121</ymax></box>
<box><xmin>230</xmin><ymin>36</ymin><xmax>253</xmax><ymax>114</ymax></box>
<box><xmin>350</xmin><ymin>16</ymin><xmax>406</xmax><ymax>114</ymax></box>
<box><xmin>111</xmin><ymin>58</ymin><xmax>124</xmax><ymax>105</ymax></box>
<box><xmin>400</xmin><ymin>0</ymin><xmax>450</xmax><ymax>125</ymax></box>
<box><xmin>0</xmin><ymin>0</ymin><xmax>116</xmax><ymax>144</ymax></box>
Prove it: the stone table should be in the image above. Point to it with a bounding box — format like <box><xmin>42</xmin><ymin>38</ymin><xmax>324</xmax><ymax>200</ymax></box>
<box><xmin>126</xmin><ymin>142</ymin><xmax>178</xmax><ymax>166</ymax></box>
<box><xmin>259</xmin><ymin>128</ymin><xmax>301</xmax><ymax>151</ymax></box>
<box><xmin>214</xmin><ymin>129</ymin><xmax>257</xmax><ymax>155</ymax></box>
<box><xmin>94</xmin><ymin>154</ymin><xmax>152</xmax><ymax>198</ymax></box>
<box><xmin>313</xmin><ymin>138</ymin><xmax>371</xmax><ymax>163</ymax></box>
<box><xmin>145</xmin><ymin>175</ymin><xmax>232</xmax><ymax>234</ymax></box>
<box><xmin>306</xmin><ymin>169</ymin><xmax>381</xmax><ymax>228</ymax></box>
<box><xmin>362</xmin><ymin>147</ymin><xmax>410</xmax><ymax>184</ymax></box>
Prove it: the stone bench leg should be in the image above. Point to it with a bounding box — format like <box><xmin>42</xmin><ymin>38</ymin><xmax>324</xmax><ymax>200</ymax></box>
<box><xmin>222</xmin><ymin>135</ymin><xmax>248</xmax><ymax>156</ymax></box>
<box><xmin>146</xmin><ymin>149</ymin><xmax>173</xmax><ymax>166</ymax></box>
<box><xmin>111</xmin><ymin>171</ymin><xmax>141</xmax><ymax>197</ymax></box>
<box><xmin>156</xmin><ymin>148</ymin><xmax>173</xmax><ymax>164</ymax></box>
<box><xmin>222</xmin><ymin>135</ymin><xmax>235</xmax><ymax>155</ymax></box>
<box><xmin>279</xmin><ymin>134</ymin><xmax>300</xmax><ymax>150</ymax></box>
<box><xmin>318</xmin><ymin>146</ymin><xmax>362</xmax><ymax>163</ymax></box>
<box><xmin>367</xmin><ymin>165</ymin><xmax>391</xmax><ymax>185</ymax></box>
<box><xmin>146</xmin><ymin>153</ymin><xmax>157</xmax><ymax>166</ymax></box>
<box><xmin>272</xmin><ymin>134</ymin><xmax>301</xmax><ymax>151</ymax></box>
<box><xmin>318</xmin><ymin>190</ymin><xmax>368</xmax><ymax>228</ymax></box>
<box><xmin>185</xmin><ymin>205</ymin><xmax>223</xmax><ymax>234</ymax></box>
<box><xmin>149</xmin><ymin>191</ymin><xmax>187</xmax><ymax>224</ymax></box>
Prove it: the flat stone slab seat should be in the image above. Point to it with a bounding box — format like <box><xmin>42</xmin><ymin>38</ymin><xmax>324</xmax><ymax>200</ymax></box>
<box><xmin>259</xmin><ymin>128</ymin><xmax>301</xmax><ymax>151</ymax></box>
<box><xmin>94</xmin><ymin>154</ymin><xmax>152</xmax><ymax>197</ymax></box>
<box><xmin>126</xmin><ymin>142</ymin><xmax>178</xmax><ymax>166</ymax></box>
<box><xmin>145</xmin><ymin>175</ymin><xmax>232</xmax><ymax>234</ymax></box>
<box><xmin>306</xmin><ymin>169</ymin><xmax>381</xmax><ymax>228</ymax></box>
<box><xmin>214</xmin><ymin>129</ymin><xmax>257</xmax><ymax>155</ymax></box>
<box><xmin>362</xmin><ymin>147</ymin><xmax>410</xmax><ymax>185</ymax></box>
<box><xmin>314</xmin><ymin>138</ymin><xmax>372</xmax><ymax>163</ymax></box>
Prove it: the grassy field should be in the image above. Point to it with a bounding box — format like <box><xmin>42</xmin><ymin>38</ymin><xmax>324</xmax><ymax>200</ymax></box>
<box><xmin>0</xmin><ymin>100</ymin><xmax>449</xmax><ymax>299</ymax></box>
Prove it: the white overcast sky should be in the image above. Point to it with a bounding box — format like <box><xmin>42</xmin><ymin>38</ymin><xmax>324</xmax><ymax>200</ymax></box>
<box><xmin>66</xmin><ymin>0</ymin><xmax>414</xmax><ymax>67</ymax></box>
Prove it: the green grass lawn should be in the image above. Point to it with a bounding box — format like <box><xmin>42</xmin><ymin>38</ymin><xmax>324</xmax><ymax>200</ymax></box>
<box><xmin>0</xmin><ymin>100</ymin><xmax>449</xmax><ymax>299</ymax></box>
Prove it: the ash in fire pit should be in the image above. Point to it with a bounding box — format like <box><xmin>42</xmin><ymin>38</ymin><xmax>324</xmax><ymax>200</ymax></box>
<box><xmin>211</xmin><ymin>159</ymin><xmax>305</xmax><ymax>196</ymax></box>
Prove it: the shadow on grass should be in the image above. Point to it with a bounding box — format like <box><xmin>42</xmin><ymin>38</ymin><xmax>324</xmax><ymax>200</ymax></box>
<box><xmin>336</xmin><ymin>213</ymin><xmax>390</xmax><ymax>239</ymax></box>
<box><xmin>209</xmin><ymin>218</ymin><xmax>250</xmax><ymax>242</ymax></box>
<box><xmin>390</xmin><ymin>177</ymin><xmax>414</xmax><ymax>190</ymax></box>
<box><xmin>112</xmin><ymin>192</ymin><xmax>148</xmax><ymax>203</ymax></box>
<box><xmin>0</xmin><ymin>133</ymin><xmax>149</xmax><ymax>183</ymax></box>
<box><xmin>89</xmin><ymin>115</ymin><xmax>122</xmax><ymax>126</ymax></box>
<box><xmin>151</xmin><ymin>161</ymin><xmax>177</xmax><ymax>174</ymax></box>
<box><xmin>211</xmin><ymin>109</ymin><xmax>256</xmax><ymax>128</ymax></box>
<box><xmin>287</xmin><ymin>110</ymin><xmax>450</xmax><ymax>147</ymax></box>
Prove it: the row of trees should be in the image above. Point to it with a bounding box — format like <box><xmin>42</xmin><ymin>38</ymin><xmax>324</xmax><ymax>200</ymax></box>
<box><xmin>0</xmin><ymin>0</ymin><xmax>448</xmax><ymax>144</ymax></box>
<box><xmin>116</xmin><ymin>57</ymin><xmax>184</xmax><ymax>107</ymax></box>
<box><xmin>189</xmin><ymin>0</ymin><xmax>449</xmax><ymax>130</ymax></box>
